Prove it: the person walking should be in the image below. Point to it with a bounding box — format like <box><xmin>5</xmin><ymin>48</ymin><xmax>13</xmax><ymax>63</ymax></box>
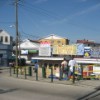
<box><xmin>68</xmin><ymin>55</ymin><xmax>77</xmax><ymax>80</ymax></box>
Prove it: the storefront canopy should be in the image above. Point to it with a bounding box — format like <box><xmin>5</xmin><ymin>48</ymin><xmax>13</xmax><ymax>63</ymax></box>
<box><xmin>75</xmin><ymin>58</ymin><xmax>100</xmax><ymax>64</ymax></box>
<box><xmin>31</xmin><ymin>57</ymin><xmax>63</xmax><ymax>60</ymax></box>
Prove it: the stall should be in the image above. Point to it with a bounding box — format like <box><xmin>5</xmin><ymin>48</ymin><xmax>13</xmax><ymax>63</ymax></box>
<box><xmin>75</xmin><ymin>58</ymin><xmax>100</xmax><ymax>79</ymax></box>
<box><xmin>31</xmin><ymin>57</ymin><xmax>63</xmax><ymax>78</ymax></box>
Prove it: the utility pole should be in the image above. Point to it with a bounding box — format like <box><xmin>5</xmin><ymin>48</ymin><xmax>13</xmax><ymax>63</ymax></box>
<box><xmin>15</xmin><ymin>0</ymin><xmax>19</xmax><ymax>67</ymax></box>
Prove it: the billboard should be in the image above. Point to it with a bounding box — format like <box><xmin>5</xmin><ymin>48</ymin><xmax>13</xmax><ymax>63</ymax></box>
<box><xmin>52</xmin><ymin>45</ymin><xmax>77</xmax><ymax>55</ymax></box>
<box><xmin>39</xmin><ymin>41</ymin><xmax>51</xmax><ymax>56</ymax></box>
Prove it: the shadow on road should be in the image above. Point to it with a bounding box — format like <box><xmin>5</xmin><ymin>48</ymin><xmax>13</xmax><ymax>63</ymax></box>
<box><xmin>0</xmin><ymin>88</ymin><xmax>19</xmax><ymax>94</ymax></box>
<box><xmin>77</xmin><ymin>86</ymin><xmax>100</xmax><ymax>100</ymax></box>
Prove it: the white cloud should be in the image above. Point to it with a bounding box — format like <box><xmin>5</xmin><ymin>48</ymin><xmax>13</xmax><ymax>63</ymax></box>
<box><xmin>73</xmin><ymin>3</ymin><xmax>100</xmax><ymax>16</ymax></box>
<box><xmin>46</xmin><ymin>3</ymin><xmax>100</xmax><ymax>25</ymax></box>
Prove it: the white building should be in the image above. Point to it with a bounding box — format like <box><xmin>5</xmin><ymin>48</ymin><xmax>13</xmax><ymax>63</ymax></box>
<box><xmin>0</xmin><ymin>30</ymin><xmax>13</xmax><ymax>67</ymax></box>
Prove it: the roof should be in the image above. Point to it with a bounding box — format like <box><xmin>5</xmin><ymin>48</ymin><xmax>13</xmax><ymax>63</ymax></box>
<box><xmin>0</xmin><ymin>30</ymin><xmax>9</xmax><ymax>36</ymax></box>
<box><xmin>28</xmin><ymin>39</ymin><xmax>40</xmax><ymax>43</ymax></box>
<box><xmin>39</xmin><ymin>34</ymin><xmax>68</xmax><ymax>40</ymax></box>
<box><xmin>13</xmin><ymin>39</ymin><xmax>40</xmax><ymax>50</ymax></box>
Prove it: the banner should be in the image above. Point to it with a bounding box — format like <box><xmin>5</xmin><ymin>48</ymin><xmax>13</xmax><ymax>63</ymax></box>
<box><xmin>52</xmin><ymin>45</ymin><xmax>77</xmax><ymax>55</ymax></box>
<box><xmin>39</xmin><ymin>41</ymin><xmax>51</xmax><ymax>56</ymax></box>
<box><xmin>76</xmin><ymin>44</ymin><xmax>84</xmax><ymax>55</ymax></box>
<box><xmin>21</xmin><ymin>50</ymin><xmax>28</xmax><ymax>54</ymax></box>
<box><xmin>84</xmin><ymin>47</ymin><xmax>91</xmax><ymax>57</ymax></box>
<box><xmin>91</xmin><ymin>47</ymin><xmax>100</xmax><ymax>58</ymax></box>
<box><xmin>39</xmin><ymin>47</ymin><xmax>51</xmax><ymax>56</ymax></box>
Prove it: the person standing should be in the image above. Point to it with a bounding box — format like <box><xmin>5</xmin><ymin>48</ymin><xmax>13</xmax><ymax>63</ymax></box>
<box><xmin>34</xmin><ymin>62</ymin><xmax>39</xmax><ymax>73</ymax></box>
<box><xmin>61</xmin><ymin>58</ymin><xmax>68</xmax><ymax>79</ymax></box>
<box><xmin>68</xmin><ymin>56</ymin><xmax>77</xmax><ymax>79</ymax></box>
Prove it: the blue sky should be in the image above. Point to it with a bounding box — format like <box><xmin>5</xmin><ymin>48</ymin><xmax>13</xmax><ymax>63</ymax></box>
<box><xmin>0</xmin><ymin>0</ymin><xmax>100</xmax><ymax>43</ymax></box>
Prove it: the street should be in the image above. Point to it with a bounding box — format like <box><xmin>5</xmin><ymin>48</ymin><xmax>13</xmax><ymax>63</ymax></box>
<box><xmin>0</xmin><ymin>73</ymin><xmax>100</xmax><ymax>100</ymax></box>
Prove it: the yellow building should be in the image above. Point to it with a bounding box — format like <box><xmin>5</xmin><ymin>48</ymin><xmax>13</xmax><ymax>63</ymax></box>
<box><xmin>38</xmin><ymin>34</ymin><xmax>69</xmax><ymax>46</ymax></box>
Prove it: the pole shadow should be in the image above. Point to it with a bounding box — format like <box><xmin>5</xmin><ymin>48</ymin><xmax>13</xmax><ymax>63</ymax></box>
<box><xmin>0</xmin><ymin>88</ymin><xmax>19</xmax><ymax>94</ymax></box>
<box><xmin>77</xmin><ymin>86</ymin><xmax>100</xmax><ymax>100</ymax></box>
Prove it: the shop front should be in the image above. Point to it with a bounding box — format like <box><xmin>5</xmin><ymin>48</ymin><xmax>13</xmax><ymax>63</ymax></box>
<box><xmin>75</xmin><ymin>58</ymin><xmax>100</xmax><ymax>79</ymax></box>
<box><xmin>31</xmin><ymin>57</ymin><xmax>63</xmax><ymax>78</ymax></box>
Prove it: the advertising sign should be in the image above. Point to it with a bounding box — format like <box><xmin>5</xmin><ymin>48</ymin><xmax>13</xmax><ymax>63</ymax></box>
<box><xmin>91</xmin><ymin>47</ymin><xmax>100</xmax><ymax>58</ymax></box>
<box><xmin>52</xmin><ymin>45</ymin><xmax>77</xmax><ymax>55</ymax></box>
<box><xmin>76</xmin><ymin>44</ymin><xmax>84</xmax><ymax>55</ymax></box>
<box><xmin>39</xmin><ymin>41</ymin><xmax>51</xmax><ymax>56</ymax></box>
<box><xmin>84</xmin><ymin>47</ymin><xmax>91</xmax><ymax>58</ymax></box>
<box><xmin>21</xmin><ymin>50</ymin><xmax>28</xmax><ymax>54</ymax></box>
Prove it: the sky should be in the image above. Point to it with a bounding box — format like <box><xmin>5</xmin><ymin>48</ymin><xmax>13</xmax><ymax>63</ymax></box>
<box><xmin>0</xmin><ymin>0</ymin><xmax>100</xmax><ymax>43</ymax></box>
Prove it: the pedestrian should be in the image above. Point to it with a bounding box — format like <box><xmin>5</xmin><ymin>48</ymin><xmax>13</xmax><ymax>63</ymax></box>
<box><xmin>61</xmin><ymin>58</ymin><xmax>68</xmax><ymax>79</ymax></box>
<box><xmin>34</xmin><ymin>62</ymin><xmax>39</xmax><ymax>73</ymax></box>
<box><xmin>68</xmin><ymin>55</ymin><xmax>77</xmax><ymax>80</ymax></box>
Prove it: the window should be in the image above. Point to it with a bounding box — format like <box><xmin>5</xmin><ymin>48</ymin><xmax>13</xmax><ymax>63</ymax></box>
<box><xmin>0</xmin><ymin>36</ymin><xmax>3</xmax><ymax>42</ymax></box>
<box><xmin>5</xmin><ymin>36</ymin><xmax>8</xmax><ymax>42</ymax></box>
<box><xmin>57</xmin><ymin>40</ymin><xmax>61</xmax><ymax>44</ymax></box>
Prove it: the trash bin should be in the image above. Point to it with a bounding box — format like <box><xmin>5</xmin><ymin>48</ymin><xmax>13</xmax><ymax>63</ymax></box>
<box><xmin>28</xmin><ymin>66</ymin><xmax>32</xmax><ymax>76</ymax></box>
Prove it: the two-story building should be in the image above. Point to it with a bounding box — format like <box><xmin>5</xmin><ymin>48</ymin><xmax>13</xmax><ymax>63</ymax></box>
<box><xmin>0</xmin><ymin>30</ymin><xmax>13</xmax><ymax>67</ymax></box>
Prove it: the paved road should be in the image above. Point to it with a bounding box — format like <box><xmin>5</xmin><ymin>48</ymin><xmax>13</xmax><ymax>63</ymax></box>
<box><xmin>0</xmin><ymin>76</ymin><xmax>100</xmax><ymax>100</ymax></box>
<box><xmin>0</xmin><ymin>68</ymin><xmax>100</xmax><ymax>100</ymax></box>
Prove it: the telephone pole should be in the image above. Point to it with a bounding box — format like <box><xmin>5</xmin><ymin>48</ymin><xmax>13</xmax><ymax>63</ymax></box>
<box><xmin>15</xmin><ymin>0</ymin><xmax>19</xmax><ymax>67</ymax></box>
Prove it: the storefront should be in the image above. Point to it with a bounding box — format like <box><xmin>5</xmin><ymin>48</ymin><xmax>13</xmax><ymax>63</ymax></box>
<box><xmin>31</xmin><ymin>57</ymin><xmax>64</xmax><ymax>78</ymax></box>
<box><xmin>75</xmin><ymin>58</ymin><xmax>100</xmax><ymax>79</ymax></box>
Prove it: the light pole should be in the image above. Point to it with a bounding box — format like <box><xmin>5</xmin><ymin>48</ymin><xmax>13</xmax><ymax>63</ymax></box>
<box><xmin>15</xmin><ymin>0</ymin><xmax>19</xmax><ymax>67</ymax></box>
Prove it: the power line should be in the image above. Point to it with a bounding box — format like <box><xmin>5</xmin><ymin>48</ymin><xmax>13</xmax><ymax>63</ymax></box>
<box><xmin>20</xmin><ymin>2</ymin><xmax>60</xmax><ymax>19</ymax></box>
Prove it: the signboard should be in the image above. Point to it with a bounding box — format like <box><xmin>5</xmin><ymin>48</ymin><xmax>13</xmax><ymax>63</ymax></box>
<box><xmin>39</xmin><ymin>41</ymin><xmax>51</xmax><ymax>56</ymax></box>
<box><xmin>39</xmin><ymin>47</ymin><xmax>51</xmax><ymax>56</ymax></box>
<box><xmin>21</xmin><ymin>50</ymin><xmax>28</xmax><ymax>54</ymax></box>
<box><xmin>76</xmin><ymin>44</ymin><xmax>84</xmax><ymax>55</ymax></box>
<box><xmin>84</xmin><ymin>47</ymin><xmax>91</xmax><ymax>58</ymax></box>
<box><xmin>91</xmin><ymin>47</ymin><xmax>100</xmax><ymax>58</ymax></box>
<box><xmin>93</xmin><ymin>66</ymin><xmax>100</xmax><ymax>74</ymax></box>
<box><xmin>28</xmin><ymin>50</ymin><xmax>38</xmax><ymax>53</ymax></box>
<box><xmin>52</xmin><ymin>45</ymin><xmax>77</xmax><ymax>55</ymax></box>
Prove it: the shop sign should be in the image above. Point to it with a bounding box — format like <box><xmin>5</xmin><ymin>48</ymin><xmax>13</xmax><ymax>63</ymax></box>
<box><xmin>39</xmin><ymin>41</ymin><xmax>51</xmax><ymax>56</ymax></box>
<box><xmin>52</xmin><ymin>45</ymin><xmax>77</xmax><ymax>55</ymax></box>
<box><xmin>76</xmin><ymin>44</ymin><xmax>84</xmax><ymax>55</ymax></box>
<box><xmin>21</xmin><ymin>50</ymin><xmax>28</xmax><ymax>54</ymax></box>
<box><xmin>84</xmin><ymin>47</ymin><xmax>91</xmax><ymax>58</ymax></box>
<box><xmin>91</xmin><ymin>47</ymin><xmax>100</xmax><ymax>58</ymax></box>
<box><xmin>39</xmin><ymin>47</ymin><xmax>51</xmax><ymax>56</ymax></box>
<box><xmin>28</xmin><ymin>50</ymin><xmax>38</xmax><ymax>53</ymax></box>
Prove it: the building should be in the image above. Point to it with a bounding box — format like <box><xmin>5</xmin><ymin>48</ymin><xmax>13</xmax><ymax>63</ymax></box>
<box><xmin>13</xmin><ymin>39</ymin><xmax>40</xmax><ymax>62</ymax></box>
<box><xmin>76</xmin><ymin>39</ymin><xmax>100</xmax><ymax>58</ymax></box>
<box><xmin>76</xmin><ymin>39</ymin><xmax>100</xmax><ymax>47</ymax></box>
<box><xmin>38</xmin><ymin>34</ymin><xmax>69</xmax><ymax>46</ymax></box>
<box><xmin>0</xmin><ymin>30</ymin><xmax>13</xmax><ymax>67</ymax></box>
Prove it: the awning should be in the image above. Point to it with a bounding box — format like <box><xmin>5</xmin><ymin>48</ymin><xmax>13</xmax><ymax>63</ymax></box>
<box><xmin>28</xmin><ymin>50</ymin><xmax>38</xmax><ymax>53</ymax></box>
<box><xmin>75</xmin><ymin>58</ymin><xmax>100</xmax><ymax>64</ymax></box>
<box><xmin>31</xmin><ymin>57</ymin><xmax>63</xmax><ymax>60</ymax></box>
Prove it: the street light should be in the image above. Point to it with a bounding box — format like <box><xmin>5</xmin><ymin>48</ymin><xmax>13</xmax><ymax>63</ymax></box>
<box><xmin>15</xmin><ymin>0</ymin><xmax>19</xmax><ymax>67</ymax></box>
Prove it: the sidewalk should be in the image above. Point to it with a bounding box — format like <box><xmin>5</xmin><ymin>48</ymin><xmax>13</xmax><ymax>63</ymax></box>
<box><xmin>1</xmin><ymin>67</ymin><xmax>100</xmax><ymax>88</ymax></box>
